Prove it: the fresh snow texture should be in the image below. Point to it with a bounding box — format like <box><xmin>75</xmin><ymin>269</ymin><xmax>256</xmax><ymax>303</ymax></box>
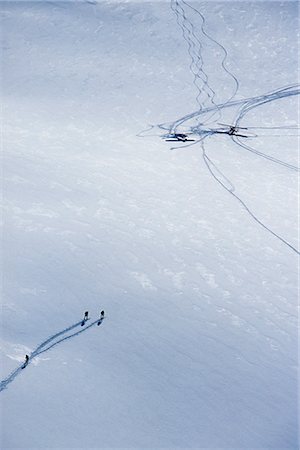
<box><xmin>1</xmin><ymin>1</ymin><xmax>299</xmax><ymax>448</ymax></box>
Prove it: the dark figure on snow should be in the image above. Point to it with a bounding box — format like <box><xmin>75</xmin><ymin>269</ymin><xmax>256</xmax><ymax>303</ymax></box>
<box><xmin>228</xmin><ymin>126</ymin><xmax>237</xmax><ymax>136</ymax></box>
<box><xmin>84</xmin><ymin>311</ymin><xmax>89</xmax><ymax>321</ymax></box>
<box><xmin>174</xmin><ymin>133</ymin><xmax>188</xmax><ymax>141</ymax></box>
<box><xmin>97</xmin><ymin>310</ymin><xmax>105</xmax><ymax>325</ymax></box>
<box><xmin>21</xmin><ymin>354</ymin><xmax>30</xmax><ymax>369</ymax></box>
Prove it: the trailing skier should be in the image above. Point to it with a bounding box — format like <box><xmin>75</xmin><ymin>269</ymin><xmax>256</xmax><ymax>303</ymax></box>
<box><xmin>22</xmin><ymin>354</ymin><xmax>29</xmax><ymax>369</ymax></box>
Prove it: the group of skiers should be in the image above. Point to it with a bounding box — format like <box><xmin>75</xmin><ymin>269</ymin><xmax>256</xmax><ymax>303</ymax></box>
<box><xmin>83</xmin><ymin>310</ymin><xmax>105</xmax><ymax>321</ymax></box>
<box><xmin>82</xmin><ymin>310</ymin><xmax>105</xmax><ymax>325</ymax></box>
<box><xmin>22</xmin><ymin>310</ymin><xmax>105</xmax><ymax>369</ymax></box>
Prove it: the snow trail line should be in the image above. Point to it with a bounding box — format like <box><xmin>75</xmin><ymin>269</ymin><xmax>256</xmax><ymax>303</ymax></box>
<box><xmin>35</xmin><ymin>318</ymin><xmax>104</xmax><ymax>357</ymax></box>
<box><xmin>144</xmin><ymin>2</ymin><xmax>299</xmax><ymax>254</ymax></box>
<box><xmin>170</xmin><ymin>0</ymin><xmax>239</xmax><ymax>129</ymax></box>
<box><xmin>171</xmin><ymin>0</ymin><xmax>218</xmax><ymax>115</ymax></box>
<box><xmin>158</xmin><ymin>83</ymin><xmax>299</xmax><ymax>147</ymax></box>
<box><xmin>201</xmin><ymin>142</ymin><xmax>299</xmax><ymax>255</ymax></box>
<box><xmin>31</xmin><ymin>319</ymin><xmax>84</xmax><ymax>357</ymax></box>
<box><xmin>0</xmin><ymin>319</ymin><xmax>103</xmax><ymax>393</ymax></box>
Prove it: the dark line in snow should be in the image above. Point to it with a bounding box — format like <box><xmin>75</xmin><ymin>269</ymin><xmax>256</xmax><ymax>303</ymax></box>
<box><xmin>0</xmin><ymin>319</ymin><xmax>104</xmax><ymax>393</ymax></box>
<box><xmin>142</xmin><ymin>1</ymin><xmax>299</xmax><ymax>254</ymax></box>
<box><xmin>201</xmin><ymin>142</ymin><xmax>299</xmax><ymax>255</ymax></box>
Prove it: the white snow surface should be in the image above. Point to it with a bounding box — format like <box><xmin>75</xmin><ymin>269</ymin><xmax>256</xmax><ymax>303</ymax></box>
<box><xmin>1</xmin><ymin>1</ymin><xmax>298</xmax><ymax>448</ymax></box>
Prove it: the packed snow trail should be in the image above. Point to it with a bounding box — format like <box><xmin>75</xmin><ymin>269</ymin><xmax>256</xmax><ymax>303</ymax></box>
<box><xmin>0</xmin><ymin>318</ymin><xmax>103</xmax><ymax>392</ymax></box>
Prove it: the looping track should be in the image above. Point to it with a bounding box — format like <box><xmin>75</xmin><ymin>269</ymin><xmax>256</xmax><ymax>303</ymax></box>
<box><xmin>154</xmin><ymin>1</ymin><xmax>300</xmax><ymax>254</ymax></box>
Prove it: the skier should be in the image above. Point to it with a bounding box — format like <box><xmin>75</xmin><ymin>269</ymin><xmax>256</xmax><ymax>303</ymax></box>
<box><xmin>81</xmin><ymin>311</ymin><xmax>89</xmax><ymax>326</ymax></box>
<box><xmin>165</xmin><ymin>133</ymin><xmax>195</xmax><ymax>142</ymax></box>
<box><xmin>97</xmin><ymin>310</ymin><xmax>105</xmax><ymax>325</ymax></box>
<box><xmin>228</xmin><ymin>126</ymin><xmax>236</xmax><ymax>136</ymax></box>
<box><xmin>175</xmin><ymin>133</ymin><xmax>188</xmax><ymax>141</ymax></box>
<box><xmin>170</xmin><ymin>133</ymin><xmax>188</xmax><ymax>141</ymax></box>
<box><xmin>22</xmin><ymin>354</ymin><xmax>29</xmax><ymax>369</ymax></box>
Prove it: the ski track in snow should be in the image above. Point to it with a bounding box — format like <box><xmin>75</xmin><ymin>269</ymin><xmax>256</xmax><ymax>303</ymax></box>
<box><xmin>148</xmin><ymin>0</ymin><xmax>299</xmax><ymax>255</ymax></box>
<box><xmin>171</xmin><ymin>0</ymin><xmax>240</xmax><ymax>123</ymax></box>
<box><xmin>0</xmin><ymin>318</ymin><xmax>104</xmax><ymax>393</ymax></box>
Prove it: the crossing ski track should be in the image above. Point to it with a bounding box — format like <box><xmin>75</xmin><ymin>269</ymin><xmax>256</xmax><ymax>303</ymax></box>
<box><xmin>152</xmin><ymin>0</ymin><xmax>299</xmax><ymax>255</ymax></box>
<box><xmin>170</xmin><ymin>0</ymin><xmax>240</xmax><ymax>124</ymax></box>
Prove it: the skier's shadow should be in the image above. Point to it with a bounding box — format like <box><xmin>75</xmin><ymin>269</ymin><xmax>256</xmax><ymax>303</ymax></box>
<box><xmin>0</xmin><ymin>318</ymin><xmax>104</xmax><ymax>393</ymax></box>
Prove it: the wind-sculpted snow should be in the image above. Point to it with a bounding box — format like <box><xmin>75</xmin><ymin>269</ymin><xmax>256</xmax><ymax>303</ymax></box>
<box><xmin>0</xmin><ymin>319</ymin><xmax>103</xmax><ymax>392</ymax></box>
